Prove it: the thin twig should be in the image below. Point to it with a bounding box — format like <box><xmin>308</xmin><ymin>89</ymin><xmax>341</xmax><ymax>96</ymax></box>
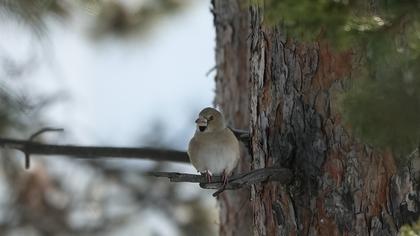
<box><xmin>205</xmin><ymin>65</ymin><xmax>217</xmax><ymax>77</ymax></box>
<box><xmin>29</xmin><ymin>127</ymin><xmax>64</xmax><ymax>141</ymax></box>
<box><xmin>150</xmin><ymin>167</ymin><xmax>293</xmax><ymax>197</ymax></box>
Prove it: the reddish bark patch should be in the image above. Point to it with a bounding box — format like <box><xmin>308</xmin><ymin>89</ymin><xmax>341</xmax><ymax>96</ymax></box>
<box><xmin>382</xmin><ymin>150</ymin><xmax>397</xmax><ymax>176</ymax></box>
<box><xmin>315</xmin><ymin>193</ymin><xmax>340</xmax><ymax>235</ymax></box>
<box><xmin>274</xmin><ymin>101</ymin><xmax>283</xmax><ymax>131</ymax></box>
<box><xmin>261</xmin><ymin>74</ymin><xmax>272</xmax><ymax>110</ymax></box>
<box><xmin>359</xmin><ymin>150</ymin><xmax>395</xmax><ymax>219</ymax></box>
<box><xmin>261</xmin><ymin>183</ymin><xmax>277</xmax><ymax>235</ymax></box>
<box><xmin>312</xmin><ymin>42</ymin><xmax>352</xmax><ymax>90</ymax></box>
<box><xmin>323</xmin><ymin>151</ymin><xmax>344</xmax><ymax>186</ymax></box>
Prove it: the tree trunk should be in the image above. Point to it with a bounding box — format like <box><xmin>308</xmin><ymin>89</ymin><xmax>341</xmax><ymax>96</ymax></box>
<box><xmin>212</xmin><ymin>0</ymin><xmax>253</xmax><ymax>235</ymax></box>
<box><xmin>213</xmin><ymin>1</ymin><xmax>420</xmax><ymax>235</ymax></box>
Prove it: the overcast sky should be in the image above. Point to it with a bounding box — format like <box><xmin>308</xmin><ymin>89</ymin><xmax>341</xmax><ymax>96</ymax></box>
<box><xmin>1</xmin><ymin>1</ymin><xmax>215</xmax><ymax>149</ymax></box>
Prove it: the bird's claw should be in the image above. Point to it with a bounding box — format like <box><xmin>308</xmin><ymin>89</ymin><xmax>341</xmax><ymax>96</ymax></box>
<box><xmin>221</xmin><ymin>170</ymin><xmax>229</xmax><ymax>187</ymax></box>
<box><xmin>201</xmin><ymin>170</ymin><xmax>213</xmax><ymax>183</ymax></box>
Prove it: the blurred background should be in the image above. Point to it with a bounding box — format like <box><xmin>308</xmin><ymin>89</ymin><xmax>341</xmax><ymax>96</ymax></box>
<box><xmin>0</xmin><ymin>0</ymin><xmax>218</xmax><ymax>235</ymax></box>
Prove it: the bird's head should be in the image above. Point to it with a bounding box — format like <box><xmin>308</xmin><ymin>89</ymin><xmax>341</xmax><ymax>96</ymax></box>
<box><xmin>195</xmin><ymin>107</ymin><xmax>225</xmax><ymax>133</ymax></box>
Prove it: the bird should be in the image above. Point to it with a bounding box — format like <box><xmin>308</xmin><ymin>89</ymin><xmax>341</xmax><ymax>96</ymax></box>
<box><xmin>188</xmin><ymin>107</ymin><xmax>240</xmax><ymax>187</ymax></box>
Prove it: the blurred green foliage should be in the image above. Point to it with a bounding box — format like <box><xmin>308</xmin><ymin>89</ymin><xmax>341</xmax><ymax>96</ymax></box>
<box><xmin>400</xmin><ymin>219</ymin><xmax>420</xmax><ymax>235</ymax></box>
<box><xmin>257</xmin><ymin>0</ymin><xmax>420</xmax><ymax>156</ymax></box>
<box><xmin>0</xmin><ymin>0</ymin><xmax>188</xmax><ymax>38</ymax></box>
<box><xmin>89</xmin><ymin>0</ymin><xmax>186</xmax><ymax>38</ymax></box>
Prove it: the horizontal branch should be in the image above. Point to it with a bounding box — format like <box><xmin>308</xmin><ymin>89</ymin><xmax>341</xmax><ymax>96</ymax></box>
<box><xmin>150</xmin><ymin>167</ymin><xmax>293</xmax><ymax>196</ymax></box>
<box><xmin>0</xmin><ymin>137</ymin><xmax>189</xmax><ymax>163</ymax></box>
<box><xmin>0</xmin><ymin>128</ymin><xmax>250</xmax><ymax>165</ymax></box>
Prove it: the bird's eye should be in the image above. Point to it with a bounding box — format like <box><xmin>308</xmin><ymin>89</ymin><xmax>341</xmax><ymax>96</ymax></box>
<box><xmin>208</xmin><ymin>115</ymin><xmax>214</xmax><ymax>121</ymax></box>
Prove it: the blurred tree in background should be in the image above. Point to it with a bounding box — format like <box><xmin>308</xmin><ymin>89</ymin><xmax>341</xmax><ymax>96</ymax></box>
<box><xmin>0</xmin><ymin>0</ymin><xmax>217</xmax><ymax>235</ymax></box>
<box><xmin>0</xmin><ymin>0</ymin><xmax>185</xmax><ymax>37</ymax></box>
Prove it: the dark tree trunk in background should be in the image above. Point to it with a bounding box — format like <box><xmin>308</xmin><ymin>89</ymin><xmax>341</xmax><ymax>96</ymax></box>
<box><xmin>213</xmin><ymin>1</ymin><xmax>253</xmax><ymax>235</ymax></box>
<box><xmin>213</xmin><ymin>1</ymin><xmax>420</xmax><ymax>235</ymax></box>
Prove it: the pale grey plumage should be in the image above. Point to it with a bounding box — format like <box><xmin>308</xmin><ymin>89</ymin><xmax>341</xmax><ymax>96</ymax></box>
<box><xmin>188</xmin><ymin>107</ymin><xmax>240</xmax><ymax>178</ymax></box>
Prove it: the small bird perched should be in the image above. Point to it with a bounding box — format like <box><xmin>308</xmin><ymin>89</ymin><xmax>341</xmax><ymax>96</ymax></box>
<box><xmin>188</xmin><ymin>107</ymin><xmax>240</xmax><ymax>187</ymax></box>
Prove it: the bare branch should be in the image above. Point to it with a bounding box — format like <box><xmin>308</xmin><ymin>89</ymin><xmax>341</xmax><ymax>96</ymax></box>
<box><xmin>0</xmin><ymin>137</ymin><xmax>189</xmax><ymax>163</ymax></box>
<box><xmin>0</xmin><ymin>128</ymin><xmax>251</xmax><ymax>168</ymax></box>
<box><xmin>150</xmin><ymin>167</ymin><xmax>293</xmax><ymax>197</ymax></box>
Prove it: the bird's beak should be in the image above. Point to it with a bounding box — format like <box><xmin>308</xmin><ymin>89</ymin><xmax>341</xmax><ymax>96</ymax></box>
<box><xmin>195</xmin><ymin>117</ymin><xmax>208</xmax><ymax>131</ymax></box>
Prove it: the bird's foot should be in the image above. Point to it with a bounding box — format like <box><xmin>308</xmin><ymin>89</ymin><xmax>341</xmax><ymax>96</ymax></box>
<box><xmin>202</xmin><ymin>170</ymin><xmax>213</xmax><ymax>183</ymax></box>
<box><xmin>212</xmin><ymin>171</ymin><xmax>230</xmax><ymax>198</ymax></box>
<box><xmin>221</xmin><ymin>170</ymin><xmax>229</xmax><ymax>187</ymax></box>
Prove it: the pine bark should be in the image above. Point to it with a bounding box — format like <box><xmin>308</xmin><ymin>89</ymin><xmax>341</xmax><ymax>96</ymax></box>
<box><xmin>213</xmin><ymin>1</ymin><xmax>420</xmax><ymax>235</ymax></box>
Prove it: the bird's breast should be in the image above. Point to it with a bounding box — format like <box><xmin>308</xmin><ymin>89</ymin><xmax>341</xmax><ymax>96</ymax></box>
<box><xmin>189</xmin><ymin>131</ymin><xmax>239</xmax><ymax>175</ymax></box>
